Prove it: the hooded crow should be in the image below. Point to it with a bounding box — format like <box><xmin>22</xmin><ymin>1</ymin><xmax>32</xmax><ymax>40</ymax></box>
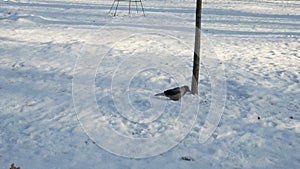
<box><xmin>154</xmin><ymin>85</ymin><xmax>190</xmax><ymax>101</ymax></box>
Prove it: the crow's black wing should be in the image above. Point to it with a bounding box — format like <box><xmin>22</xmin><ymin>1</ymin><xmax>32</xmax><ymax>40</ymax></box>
<box><xmin>164</xmin><ymin>87</ymin><xmax>180</xmax><ymax>96</ymax></box>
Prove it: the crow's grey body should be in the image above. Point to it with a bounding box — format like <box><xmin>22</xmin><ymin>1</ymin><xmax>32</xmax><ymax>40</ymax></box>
<box><xmin>154</xmin><ymin>85</ymin><xmax>190</xmax><ymax>101</ymax></box>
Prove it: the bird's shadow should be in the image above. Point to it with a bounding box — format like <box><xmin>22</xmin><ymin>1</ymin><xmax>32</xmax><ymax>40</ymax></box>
<box><xmin>152</xmin><ymin>95</ymin><xmax>181</xmax><ymax>101</ymax></box>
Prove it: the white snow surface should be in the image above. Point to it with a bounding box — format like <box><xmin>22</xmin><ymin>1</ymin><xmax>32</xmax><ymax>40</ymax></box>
<box><xmin>1</xmin><ymin>0</ymin><xmax>300</xmax><ymax>168</ymax></box>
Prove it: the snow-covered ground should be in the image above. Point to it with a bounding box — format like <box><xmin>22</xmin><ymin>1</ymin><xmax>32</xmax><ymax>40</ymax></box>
<box><xmin>1</xmin><ymin>0</ymin><xmax>300</xmax><ymax>168</ymax></box>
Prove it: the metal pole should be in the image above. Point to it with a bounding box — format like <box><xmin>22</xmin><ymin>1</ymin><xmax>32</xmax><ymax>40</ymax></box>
<box><xmin>191</xmin><ymin>0</ymin><xmax>202</xmax><ymax>95</ymax></box>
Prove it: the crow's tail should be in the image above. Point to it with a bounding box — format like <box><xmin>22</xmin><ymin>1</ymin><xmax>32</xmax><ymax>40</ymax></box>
<box><xmin>154</xmin><ymin>92</ymin><xmax>165</xmax><ymax>96</ymax></box>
